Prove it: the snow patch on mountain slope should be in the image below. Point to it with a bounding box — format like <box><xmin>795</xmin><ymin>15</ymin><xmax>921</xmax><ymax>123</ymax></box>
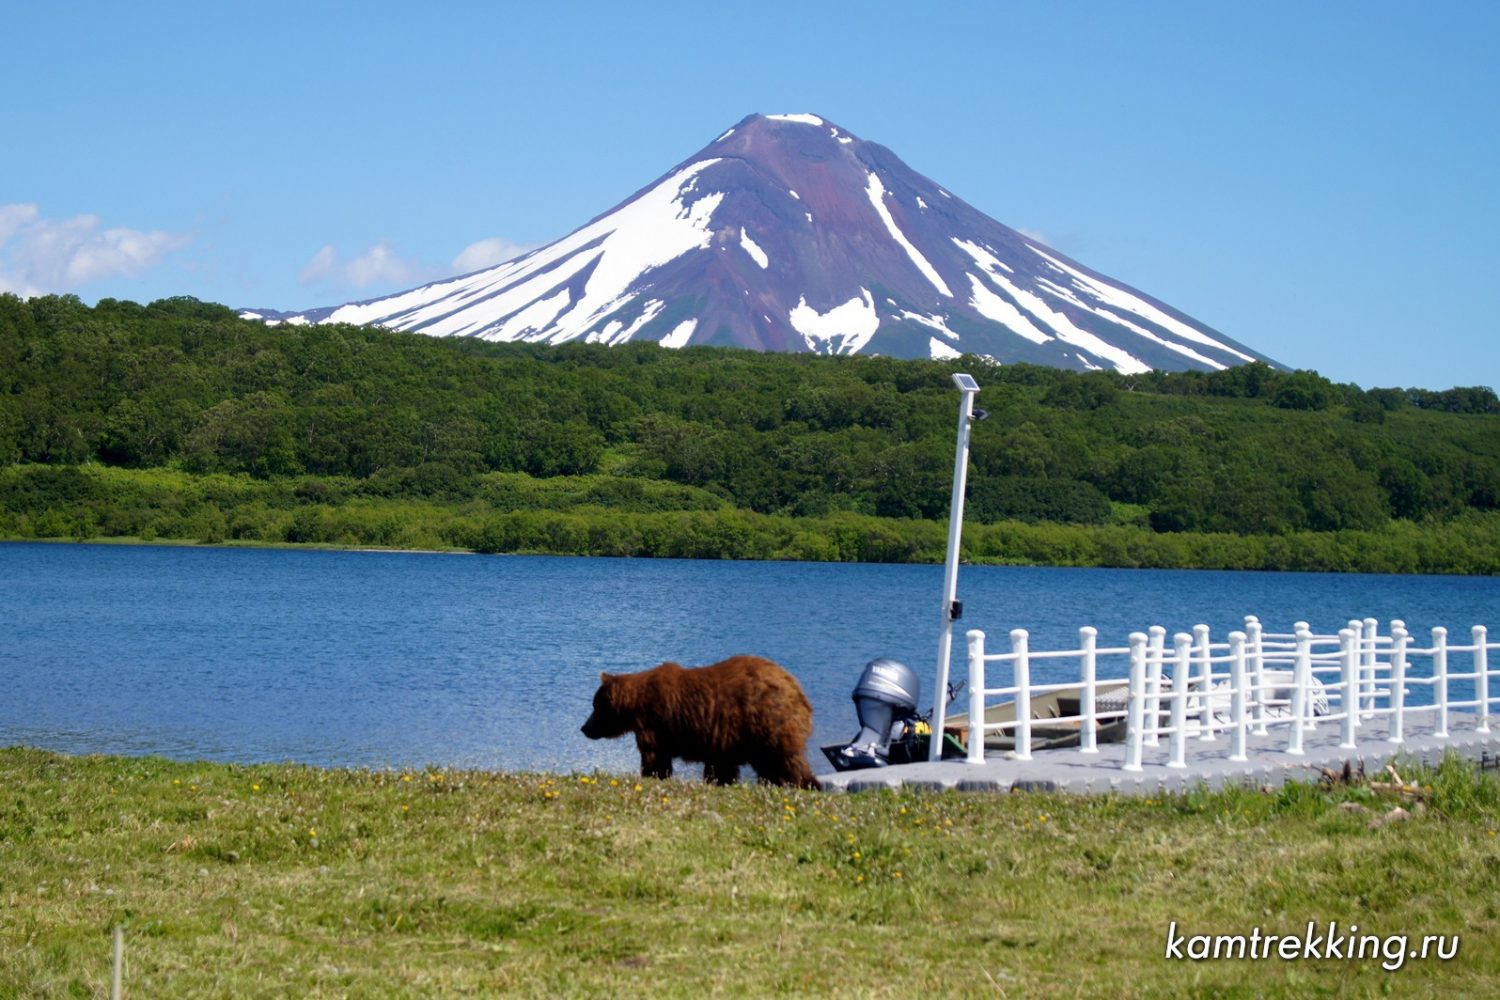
<box><xmin>899</xmin><ymin>310</ymin><xmax>959</xmax><ymax>340</ymax></box>
<box><xmin>587</xmin><ymin>298</ymin><xmax>664</xmax><ymax>346</ymax></box>
<box><xmin>739</xmin><ymin>228</ymin><xmax>769</xmax><ymax>269</ymax></box>
<box><xmin>1032</xmin><ymin>278</ymin><xmax>1227</xmax><ymax>370</ymax></box>
<box><xmin>766</xmin><ymin>113</ymin><xmax>825</xmax><ymax>126</ymax></box>
<box><xmin>967</xmin><ymin>275</ymin><xmax>1051</xmax><ymax>345</ymax></box>
<box><xmin>660</xmin><ymin>318</ymin><xmax>697</xmax><ymax>349</ymax></box>
<box><xmin>789</xmin><ymin>288</ymin><xmax>879</xmax><ymax>354</ymax></box>
<box><xmin>929</xmin><ymin>338</ymin><xmax>962</xmax><ymax>360</ymax></box>
<box><xmin>1028</xmin><ymin>246</ymin><xmax>1253</xmax><ymax>362</ymax></box>
<box><xmin>499</xmin><ymin>289</ymin><xmax>572</xmax><ymax>339</ymax></box>
<box><xmin>957</xmin><ymin>238</ymin><xmax>1148</xmax><ymax>373</ymax></box>
<box><xmin>978</xmin><ymin>265</ymin><xmax>1150</xmax><ymax>374</ymax></box>
<box><xmin>952</xmin><ymin>238</ymin><xmax>1013</xmax><ymax>274</ymax></box>
<box><xmin>326</xmin><ymin>159</ymin><xmax>724</xmax><ymax>343</ymax></box>
<box><xmin>865</xmin><ymin>172</ymin><xmax>951</xmax><ymax>297</ymax></box>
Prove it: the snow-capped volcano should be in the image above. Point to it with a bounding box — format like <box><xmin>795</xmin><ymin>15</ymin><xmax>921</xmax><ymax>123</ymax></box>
<box><xmin>249</xmin><ymin>113</ymin><xmax>1273</xmax><ymax>372</ymax></box>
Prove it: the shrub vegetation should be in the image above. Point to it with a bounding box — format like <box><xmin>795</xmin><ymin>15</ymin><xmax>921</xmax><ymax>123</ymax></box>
<box><xmin>3</xmin><ymin>293</ymin><xmax>1498</xmax><ymax>572</ymax></box>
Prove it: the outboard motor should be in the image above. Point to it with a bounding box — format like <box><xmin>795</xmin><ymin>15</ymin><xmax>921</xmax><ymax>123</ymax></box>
<box><xmin>833</xmin><ymin>657</ymin><xmax>920</xmax><ymax>770</ymax></box>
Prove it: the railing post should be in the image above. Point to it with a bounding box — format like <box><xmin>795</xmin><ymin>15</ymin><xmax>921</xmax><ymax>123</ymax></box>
<box><xmin>1344</xmin><ymin>619</ymin><xmax>1363</xmax><ymax>731</ymax></box>
<box><xmin>1390</xmin><ymin>624</ymin><xmax>1408</xmax><ymax>745</ymax></box>
<box><xmin>1145</xmin><ymin>625</ymin><xmax>1166</xmax><ymax>746</ymax></box>
<box><xmin>1124</xmin><ymin>633</ymin><xmax>1146</xmax><ymax>771</ymax></box>
<box><xmin>1012</xmin><ymin>628</ymin><xmax>1032</xmax><ymax>761</ymax></box>
<box><xmin>1433</xmin><ymin>627</ymin><xmax>1449</xmax><ymax>738</ymax></box>
<box><xmin>1361</xmin><ymin>617</ymin><xmax>1378</xmax><ymax>718</ymax></box>
<box><xmin>1168</xmin><ymin>633</ymin><xmax>1191</xmax><ymax>768</ymax></box>
<box><xmin>1339</xmin><ymin>628</ymin><xmax>1358</xmax><ymax>749</ymax></box>
<box><xmin>1194</xmin><ymin>624</ymin><xmax>1215</xmax><ymax>741</ymax></box>
<box><xmin>1246</xmin><ymin>616</ymin><xmax>1268</xmax><ymax>735</ymax></box>
<box><xmin>1302</xmin><ymin>623</ymin><xmax>1320</xmax><ymax>732</ymax></box>
<box><xmin>1292</xmin><ymin>621</ymin><xmax>1315</xmax><ymax>733</ymax></box>
<box><xmin>1286</xmin><ymin>626</ymin><xmax>1311</xmax><ymax>755</ymax></box>
<box><xmin>1476</xmin><ymin>626</ymin><xmax>1491</xmax><ymax>734</ymax></box>
<box><xmin>966</xmin><ymin>629</ymin><xmax>986</xmax><ymax>765</ymax></box>
<box><xmin>1080</xmin><ymin>626</ymin><xmax>1099</xmax><ymax>754</ymax></box>
<box><xmin>1228</xmin><ymin>631</ymin><xmax>1248</xmax><ymax>762</ymax></box>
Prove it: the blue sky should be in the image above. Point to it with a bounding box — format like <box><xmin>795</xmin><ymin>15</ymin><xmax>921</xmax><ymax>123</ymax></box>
<box><xmin>2</xmin><ymin>1</ymin><xmax>1495</xmax><ymax>389</ymax></box>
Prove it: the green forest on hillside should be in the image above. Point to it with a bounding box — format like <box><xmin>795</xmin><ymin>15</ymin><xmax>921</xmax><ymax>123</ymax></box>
<box><xmin>1</xmin><ymin>293</ymin><xmax>1497</xmax><ymax>572</ymax></box>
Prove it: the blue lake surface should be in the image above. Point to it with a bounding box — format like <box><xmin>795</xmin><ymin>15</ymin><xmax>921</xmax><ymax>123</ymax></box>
<box><xmin>2</xmin><ymin>541</ymin><xmax>1496</xmax><ymax>773</ymax></box>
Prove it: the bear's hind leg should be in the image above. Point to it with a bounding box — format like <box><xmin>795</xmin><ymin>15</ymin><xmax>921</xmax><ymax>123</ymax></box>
<box><xmin>751</xmin><ymin>754</ymin><xmax>821</xmax><ymax>789</ymax></box>
<box><xmin>704</xmin><ymin>760</ymin><xmax>740</xmax><ymax>786</ymax></box>
<box><xmin>784</xmin><ymin>755</ymin><xmax>821</xmax><ymax>790</ymax></box>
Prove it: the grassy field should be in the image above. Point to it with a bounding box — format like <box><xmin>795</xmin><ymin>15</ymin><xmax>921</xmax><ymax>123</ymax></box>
<box><xmin>2</xmin><ymin>748</ymin><xmax>1499</xmax><ymax>998</ymax></box>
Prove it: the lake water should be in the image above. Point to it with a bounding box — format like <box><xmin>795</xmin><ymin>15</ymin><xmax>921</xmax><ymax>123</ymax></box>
<box><xmin>2</xmin><ymin>541</ymin><xmax>1496</xmax><ymax>774</ymax></box>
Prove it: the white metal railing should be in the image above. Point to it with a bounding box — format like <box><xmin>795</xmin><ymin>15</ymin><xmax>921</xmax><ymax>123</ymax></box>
<box><xmin>961</xmin><ymin>617</ymin><xmax>1497</xmax><ymax>771</ymax></box>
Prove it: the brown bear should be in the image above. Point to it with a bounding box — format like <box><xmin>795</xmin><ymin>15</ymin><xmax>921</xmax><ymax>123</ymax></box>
<box><xmin>581</xmin><ymin>655</ymin><xmax>820</xmax><ymax>788</ymax></box>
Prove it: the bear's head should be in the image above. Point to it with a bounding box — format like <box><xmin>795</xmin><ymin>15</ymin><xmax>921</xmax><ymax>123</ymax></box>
<box><xmin>580</xmin><ymin>673</ymin><xmax>632</xmax><ymax>740</ymax></box>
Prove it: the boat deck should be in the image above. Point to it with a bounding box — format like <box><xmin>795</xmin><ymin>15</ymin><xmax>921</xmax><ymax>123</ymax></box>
<box><xmin>815</xmin><ymin>715</ymin><xmax>1500</xmax><ymax>795</ymax></box>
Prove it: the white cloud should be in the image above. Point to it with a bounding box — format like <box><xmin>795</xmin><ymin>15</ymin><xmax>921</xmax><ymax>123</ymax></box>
<box><xmin>345</xmin><ymin>240</ymin><xmax>432</xmax><ymax>288</ymax></box>
<box><xmin>0</xmin><ymin>204</ymin><xmax>39</xmax><ymax>248</ymax></box>
<box><xmin>452</xmin><ymin>236</ymin><xmax>534</xmax><ymax>274</ymax></box>
<box><xmin>298</xmin><ymin>239</ymin><xmax>439</xmax><ymax>291</ymax></box>
<box><xmin>0</xmin><ymin>202</ymin><xmax>191</xmax><ymax>297</ymax></box>
<box><xmin>300</xmin><ymin>234</ymin><xmax>539</xmax><ymax>292</ymax></box>
<box><xmin>298</xmin><ymin>244</ymin><xmax>339</xmax><ymax>285</ymax></box>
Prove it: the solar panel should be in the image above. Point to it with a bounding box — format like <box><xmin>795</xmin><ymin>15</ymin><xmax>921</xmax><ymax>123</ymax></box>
<box><xmin>951</xmin><ymin>373</ymin><xmax>980</xmax><ymax>392</ymax></box>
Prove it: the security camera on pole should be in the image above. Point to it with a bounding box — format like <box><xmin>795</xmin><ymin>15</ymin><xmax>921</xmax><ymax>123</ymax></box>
<box><xmin>930</xmin><ymin>373</ymin><xmax>985</xmax><ymax>760</ymax></box>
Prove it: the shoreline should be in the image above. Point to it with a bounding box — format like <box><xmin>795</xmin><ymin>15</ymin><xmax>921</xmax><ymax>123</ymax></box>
<box><xmin>0</xmin><ymin>534</ymin><xmax>477</xmax><ymax>557</ymax></box>
<box><xmin>3</xmin><ymin>529</ymin><xmax>1498</xmax><ymax>577</ymax></box>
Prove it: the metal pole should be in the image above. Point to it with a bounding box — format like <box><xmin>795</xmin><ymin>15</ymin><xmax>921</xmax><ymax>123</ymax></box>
<box><xmin>930</xmin><ymin>373</ymin><xmax>980</xmax><ymax>760</ymax></box>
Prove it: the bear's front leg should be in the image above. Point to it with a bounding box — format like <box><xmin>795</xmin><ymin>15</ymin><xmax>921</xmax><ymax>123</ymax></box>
<box><xmin>635</xmin><ymin>731</ymin><xmax>673</xmax><ymax>779</ymax></box>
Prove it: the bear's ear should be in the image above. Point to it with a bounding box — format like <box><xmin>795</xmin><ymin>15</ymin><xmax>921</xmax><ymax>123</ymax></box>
<box><xmin>599</xmin><ymin>671</ymin><xmax>614</xmax><ymax>682</ymax></box>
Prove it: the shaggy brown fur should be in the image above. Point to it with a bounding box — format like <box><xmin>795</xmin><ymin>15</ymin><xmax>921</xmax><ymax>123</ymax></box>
<box><xmin>580</xmin><ymin>655</ymin><xmax>820</xmax><ymax>789</ymax></box>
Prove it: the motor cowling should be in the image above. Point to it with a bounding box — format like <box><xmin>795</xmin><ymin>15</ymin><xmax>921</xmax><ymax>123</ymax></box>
<box><xmin>836</xmin><ymin>657</ymin><xmax>921</xmax><ymax>769</ymax></box>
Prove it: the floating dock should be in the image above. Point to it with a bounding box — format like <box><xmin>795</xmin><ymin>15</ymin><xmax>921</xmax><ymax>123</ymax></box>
<box><xmin>817</xmin><ymin>714</ymin><xmax>1500</xmax><ymax>794</ymax></box>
